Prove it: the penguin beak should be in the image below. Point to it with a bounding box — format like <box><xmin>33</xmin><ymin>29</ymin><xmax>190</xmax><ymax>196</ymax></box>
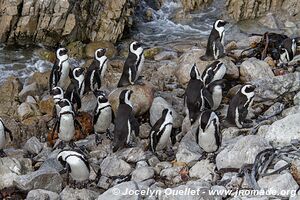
<box><xmin>103</xmin><ymin>48</ymin><xmax>107</xmax><ymax>54</ymax></box>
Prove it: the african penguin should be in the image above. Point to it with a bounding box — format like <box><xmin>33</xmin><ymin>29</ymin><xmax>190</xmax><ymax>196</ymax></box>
<box><xmin>149</xmin><ymin>108</ymin><xmax>173</xmax><ymax>153</ymax></box>
<box><xmin>84</xmin><ymin>48</ymin><xmax>108</xmax><ymax>94</ymax></box>
<box><xmin>50</xmin><ymin>86</ymin><xmax>65</xmax><ymax>117</ymax></box>
<box><xmin>117</xmin><ymin>41</ymin><xmax>145</xmax><ymax>87</ymax></box>
<box><xmin>195</xmin><ymin>110</ymin><xmax>221</xmax><ymax>153</ymax></box>
<box><xmin>279</xmin><ymin>38</ymin><xmax>297</xmax><ymax>64</ymax></box>
<box><xmin>201</xmin><ymin>20</ymin><xmax>228</xmax><ymax>61</ymax></box>
<box><xmin>113</xmin><ymin>90</ymin><xmax>139</xmax><ymax>152</ymax></box>
<box><xmin>206</xmin><ymin>79</ymin><xmax>226</xmax><ymax>110</ymax></box>
<box><xmin>93</xmin><ymin>90</ymin><xmax>113</xmax><ymax>144</ymax></box>
<box><xmin>0</xmin><ymin>118</ymin><xmax>13</xmax><ymax>157</ymax></box>
<box><xmin>57</xmin><ymin>150</ymin><xmax>90</xmax><ymax>184</ymax></box>
<box><xmin>201</xmin><ymin>61</ymin><xmax>226</xmax><ymax>86</ymax></box>
<box><xmin>226</xmin><ymin>84</ymin><xmax>256</xmax><ymax>128</ymax></box>
<box><xmin>49</xmin><ymin>48</ymin><xmax>71</xmax><ymax>91</ymax></box>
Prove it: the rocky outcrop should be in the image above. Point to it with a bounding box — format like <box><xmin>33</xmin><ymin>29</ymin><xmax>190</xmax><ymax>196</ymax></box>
<box><xmin>0</xmin><ymin>0</ymin><xmax>137</xmax><ymax>46</ymax></box>
<box><xmin>226</xmin><ymin>0</ymin><xmax>300</xmax><ymax>21</ymax></box>
<box><xmin>181</xmin><ymin>0</ymin><xmax>213</xmax><ymax>12</ymax></box>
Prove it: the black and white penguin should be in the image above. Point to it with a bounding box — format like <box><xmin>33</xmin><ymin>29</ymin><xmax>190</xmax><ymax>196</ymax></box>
<box><xmin>57</xmin><ymin>150</ymin><xmax>90</xmax><ymax>184</ymax></box>
<box><xmin>149</xmin><ymin>108</ymin><xmax>173</xmax><ymax>153</ymax></box>
<box><xmin>84</xmin><ymin>48</ymin><xmax>108</xmax><ymax>94</ymax></box>
<box><xmin>117</xmin><ymin>41</ymin><xmax>145</xmax><ymax>87</ymax></box>
<box><xmin>226</xmin><ymin>84</ymin><xmax>256</xmax><ymax>128</ymax></box>
<box><xmin>184</xmin><ymin>64</ymin><xmax>213</xmax><ymax>124</ymax></box>
<box><xmin>201</xmin><ymin>61</ymin><xmax>226</xmax><ymax>86</ymax></box>
<box><xmin>50</xmin><ymin>86</ymin><xmax>65</xmax><ymax>117</ymax></box>
<box><xmin>195</xmin><ymin>110</ymin><xmax>221</xmax><ymax>153</ymax></box>
<box><xmin>279</xmin><ymin>38</ymin><xmax>297</xmax><ymax>64</ymax></box>
<box><xmin>93</xmin><ymin>90</ymin><xmax>113</xmax><ymax>144</ymax></box>
<box><xmin>49</xmin><ymin>48</ymin><xmax>71</xmax><ymax>91</ymax></box>
<box><xmin>113</xmin><ymin>90</ymin><xmax>139</xmax><ymax>152</ymax></box>
<box><xmin>201</xmin><ymin>20</ymin><xmax>228</xmax><ymax>61</ymax></box>
<box><xmin>0</xmin><ymin>118</ymin><xmax>13</xmax><ymax>157</ymax></box>
<box><xmin>206</xmin><ymin>79</ymin><xmax>226</xmax><ymax>110</ymax></box>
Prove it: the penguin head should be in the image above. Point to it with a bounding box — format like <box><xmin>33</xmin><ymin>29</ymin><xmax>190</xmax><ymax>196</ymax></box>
<box><xmin>214</xmin><ymin>20</ymin><xmax>227</xmax><ymax>36</ymax></box>
<box><xmin>241</xmin><ymin>84</ymin><xmax>256</xmax><ymax>97</ymax></box>
<box><xmin>94</xmin><ymin>90</ymin><xmax>108</xmax><ymax>103</ymax></box>
<box><xmin>190</xmin><ymin>64</ymin><xmax>201</xmax><ymax>80</ymax></box>
<box><xmin>119</xmin><ymin>89</ymin><xmax>133</xmax><ymax>106</ymax></box>
<box><xmin>57</xmin><ymin>99</ymin><xmax>73</xmax><ymax>110</ymax></box>
<box><xmin>162</xmin><ymin>108</ymin><xmax>173</xmax><ymax>119</ymax></box>
<box><xmin>71</xmin><ymin>67</ymin><xmax>85</xmax><ymax>80</ymax></box>
<box><xmin>129</xmin><ymin>41</ymin><xmax>143</xmax><ymax>55</ymax></box>
<box><xmin>56</xmin><ymin>48</ymin><xmax>68</xmax><ymax>61</ymax></box>
<box><xmin>95</xmin><ymin>48</ymin><xmax>107</xmax><ymax>60</ymax></box>
<box><xmin>50</xmin><ymin>87</ymin><xmax>64</xmax><ymax>102</ymax></box>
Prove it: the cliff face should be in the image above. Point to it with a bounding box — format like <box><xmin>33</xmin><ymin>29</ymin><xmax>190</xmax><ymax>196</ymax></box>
<box><xmin>180</xmin><ymin>0</ymin><xmax>213</xmax><ymax>12</ymax></box>
<box><xmin>226</xmin><ymin>0</ymin><xmax>300</xmax><ymax>21</ymax></box>
<box><xmin>0</xmin><ymin>0</ymin><xmax>137</xmax><ymax>46</ymax></box>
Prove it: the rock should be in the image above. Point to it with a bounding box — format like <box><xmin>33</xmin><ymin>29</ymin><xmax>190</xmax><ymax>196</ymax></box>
<box><xmin>97</xmin><ymin>181</ymin><xmax>139</xmax><ymax>200</ymax></box>
<box><xmin>150</xmin><ymin>97</ymin><xmax>181</xmax><ymax>128</ymax></box>
<box><xmin>144</xmin><ymin>47</ymin><xmax>162</xmax><ymax>59</ymax></box>
<box><xmin>225</xmin><ymin>41</ymin><xmax>237</xmax><ymax>51</ymax></box>
<box><xmin>176</xmin><ymin>131</ymin><xmax>203</xmax><ymax>163</ymax></box>
<box><xmin>39</xmin><ymin>95</ymin><xmax>54</xmax><ymax>115</ymax></box>
<box><xmin>97</xmin><ymin>176</ymin><xmax>112</xmax><ymax>190</ymax></box>
<box><xmin>219</xmin><ymin>57</ymin><xmax>239</xmax><ymax>80</ymax></box>
<box><xmin>100</xmin><ymin>156</ymin><xmax>132</xmax><ymax>177</ymax></box>
<box><xmin>294</xmin><ymin>91</ymin><xmax>300</xmax><ymax>105</ymax></box>
<box><xmin>258</xmin><ymin>13</ymin><xmax>278</xmax><ymax>29</ymax></box>
<box><xmin>117</xmin><ymin>147</ymin><xmax>147</xmax><ymax>163</ymax></box>
<box><xmin>60</xmin><ymin>187</ymin><xmax>99</xmax><ymax>200</ymax></box>
<box><xmin>108</xmin><ymin>82</ymin><xmax>155</xmax><ymax>116</ymax></box>
<box><xmin>18</xmin><ymin>102</ymin><xmax>35</xmax><ymax>121</ymax></box>
<box><xmin>14</xmin><ymin>168</ymin><xmax>63</xmax><ymax>193</ymax></box>
<box><xmin>131</xmin><ymin>167</ymin><xmax>155</xmax><ymax>181</ymax></box>
<box><xmin>24</xmin><ymin>136</ymin><xmax>43</xmax><ymax>155</ymax></box>
<box><xmin>0</xmin><ymin>157</ymin><xmax>22</xmax><ymax>189</ymax></box>
<box><xmin>26</xmin><ymin>96</ymin><xmax>37</xmax><ymax>104</ymax></box>
<box><xmin>189</xmin><ymin>160</ymin><xmax>215</xmax><ymax>181</ymax></box>
<box><xmin>26</xmin><ymin>189</ymin><xmax>59</xmax><ymax>200</ymax></box>
<box><xmin>26</xmin><ymin>71</ymin><xmax>51</xmax><ymax>92</ymax></box>
<box><xmin>180</xmin><ymin>0</ymin><xmax>213</xmax><ymax>12</ymax></box>
<box><xmin>19</xmin><ymin>82</ymin><xmax>39</xmax><ymax>102</ymax></box>
<box><xmin>216</xmin><ymin>135</ymin><xmax>271</xmax><ymax>170</ymax></box>
<box><xmin>282</xmin><ymin>105</ymin><xmax>300</xmax><ymax>117</ymax></box>
<box><xmin>85</xmin><ymin>41</ymin><xmax>117</xmax><ymax>59</ymax></box>
<box><xmin>258</xmin><ymin>113</ymin><xmax>300</xmax><ymax>146</ymax></box>
<box><xmin>240</xmin><ymin>58</ymin><xmax>274</xmax><ymax>82</ymax></box>
<box><xmin>160</xmin><ymin>166</ymin><xmax>182</xmax><ymax>181</ymax></box>
<box><xmin>0</xmin><ymin>77</ymin><xmax>22</xmax><ymax>116</ymax></box>
<box><xmin>252</xmin><ymin>72</ymin><xmax>300</xmax><ymax>102</ymax></box>
<box><xmin>222</xmin><ymin>127</ymin><xmax>250</xmax><ymax>141</ymax></box>
<box><xmin>139</xmin><ymin>123</ymin><xmax>151</xmax><ymax>139</ymax></box>
<box><xmin>154</xmin><ymin>51</ymin><xmax>178</xmax><ymax>61</ymax></box>
<box><xmin>257</xmin><ymin>173</ymin><xmax>298</xmax><ymax>197</ymax></box>
<box><xmin>67</xmin><ymin>41</ymin><xmax>85</xmax><ymax>59</ymax></box>
<box><xmin>79</xmin><ymin>93</ymin><xmax>97</xmax><ymax>113</ymax></box>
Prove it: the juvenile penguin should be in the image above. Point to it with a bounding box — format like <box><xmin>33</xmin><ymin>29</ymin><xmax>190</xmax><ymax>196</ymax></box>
<box><xmin>0</xmin><ymin>119</ymin><xmax>13</xmax><ymax>157</ymax></box>
<box><xmin>117</xmin><ymin>41</ymin><xmax>145</xmax><ymax>87</ymax></box>
<box><xmin>149</xmin><ymin>108</ymin><xmax>173</xmax><ymax>153</ymax></box>
<box><xmin>57</xmin><ymin>150</ymin><xmax>90</xmax><ymax>185</ymax></box>
<box><xmin>113</xmin><ymin>90</ymin><xmax>139</xmax><ymax>152</ymax></box>
<box><xmin>93</xmin><ymin>90</ymin><xmax>113</xmax><ymax>144</ymax></box>
<box><xmin>201</xmin><ymin>20</ymin><xmax>228</xmax><ymax>61</ymax></box>
<box><xmin>84</xmin><ymin>48</ymin><xmax>108</xmax><ymax>94</ymax></box>
<box><xmin>206</xmin><ymin>79</ymin><xmax>226</xmax><ymax>110</ymax></box>
<box><xmin>201</xmin><ymin>61</ymin><xmax>226</xmax><ymax>86</ymax></box>
<box><xmin>226</xmin><ymin>84</ymin><xmax>256</xmax><ymax>128</ymax></box>
<box><xmin>279</xmin><ymin>38</ymin><xmax>297</xmax><ymax>64</ymax></box>
<box><xmin>195</xmin><ymin>110</ymin><xmax>221</xmax><ymax>153</ymax></box>
<box><xmin>49</xmin><ymin>48</ymin><xmax>71</xmax><ymax>91</ymax></box>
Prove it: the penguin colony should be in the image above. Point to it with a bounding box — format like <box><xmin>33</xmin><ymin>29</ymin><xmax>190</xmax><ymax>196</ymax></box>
<box><xmin>0</xmin><ymin>19</ymin><xmax>298</xmax><ymax>188</ymax></box>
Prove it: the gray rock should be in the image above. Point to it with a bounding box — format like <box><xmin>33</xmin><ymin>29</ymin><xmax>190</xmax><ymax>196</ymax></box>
<box><xmin>79</xmin><ymin>93</ymin><xmax>97</xmax><ymax>113</ymax></box>
<box><xmin>97</xmin><ymin>181</ymin><xmax>139</xmax><ymax>200</ymax></box>
<box><xmin>19</xmin><ymin>82</ymin><xmax>39</xmax><ymax>102</ymax></box>
<box><xmin>262</xmin><ymin>102</ymin><xmax>284</xmax><ymax>117</ymax></box>
<box><xmin>258</xmin><ymin>13</ymin><xmax>278</xmax><ymax>29</ymax></box>
<box><xmin>154</xmin><ymin>51</ymin><xmax>178</xmax><ymax>61</ymax></box>
<box><xmin>282</xmin><ymin>105</ymin><xmax>300</xmax><ymax>117</ymax></box>
<box><xmin>240</xmin><ymin>58</ymin><xmax>274</xmax><ymax>82</ymax></box>
<box><xmin>0</xmin><ymin>157</ymin><xmax>22</xmax><ymax>189</ymax></box>
<box><xmin>210</xmin><ymin>185</ymin><xmax>227</xmax><ymax>199</ymax></box>
<box><xmin>24</xmin><ymin>136</ymin><xmax>43</xmax><ymax>155</ymax></box>
<box><xmin>131</xmin><ymin>167</ymin><xmax>155</xmax><ymax>182</ymax></box>
<box><xmin>160</xmin><ymin>166</ymin><xmax>182</xmax><ymax>181</ymax></box>
<box><xmin>139</xmin><ymin>123</ymin><xmax>151</xmax><ymax>139</ymax></box>
<box><xmin>100</xmin><ymin>156</ymin><xmax>132</xmax><ymax>177</ymax></box>
<box><xmin>17</xmin><ymin>102</ymin><xmax>35</xmax><ymax>121</ymax></box>
<box><xmin>222</xmin><ymin>127</ymin><xmax>250</xmax><ymax>141</ymax></box>
<box><xmin>60</xmin><ymin>187</ymin><xmax>99</xmax><ymax>200</ymax></box>
<box><xmin>258</xmin><ymin>173</ymin><xmax>298</xmax><ymax>198</ymax></box>
<box><xmin>97</xmin><ymin>176</ymin><xmax>112</xmax><ymax>190</ymax></box>
<box><xmin>294</xmin><ymin>91</ymin><xmax>300</xmax><ymax>106</ymax></box>
<box><xmin>219</xmin><ymin>56</ymin><xmax>239</xmax><ymax>79</ymax></box>
<box><xmin>136</xmin><ymin>160</ymin><xmax>148</xmax><ymax>168</ymax></box>
<box><xmin>14</xmin><ymin>168</ymin><xmax>63</xmax><ymax>192</ymax></box>
<box><xmin>216</xmin><ymin>135</ymin><xmax>271</xmax><ymax>170</ymax></box>
<box><xmin>252</xmin><ymin>72</ymin><xmax>300</xmax><ymax>102</ymax></box>
<box><xmin>26</xmin><ymin>189</ymin><xmax>59</xmax><ymax>200</ymax></box>
<box><xmin>189</xmin><ymin>160</ymin><xmax>215</xmax><ymax>181</ymax></box>
<box><xmin>257</xmin><ymin>113</ymin><xmax>300</xmax><ymax>146</ymax></box>
<box><xmin>148</xmin><ymin>156</ymin><xmax>160</xmax><ymax>167</ymax></box>
<box><xmin>26</xmin><ymin>96</ymin><xmax>37</xmax><ymax>104</ymax></box>
<box><xmin>116</xmin><ymin>146</ymin><xmax>147</xmax><ymax>163</ymax></box>
<box><xmin>150</xmin><ymin>97</ymin><xmax>181</xmax><ymax>128</ymax></box>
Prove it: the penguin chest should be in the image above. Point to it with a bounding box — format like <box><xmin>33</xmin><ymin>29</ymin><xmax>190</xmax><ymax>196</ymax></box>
<box><xmin>197</xmin><ymin>124</ymin><xmax>218</xmax><ymax>153</ymax></box>
<box><xmin>155</xmin><ymin>124</ymin><xmax>172</xmax><ymax>151</ymax></box>
<box><xmin>212</xmin><ymin>91</ymin><xmax>222</xmax><ymax>110</ymax></box>
<box><xmin>59</xmin><ymin>115</ymin><xmax>75</xmax><ymax>141</ymax></box>
<box><xmin>213</xmin><ymin>66</ymin><xmax>226</xmax><ymax>81</ymax></box>
<box><xmin>58</xmin><ymin>62</ymin><xmax>70</xmax><ymax>88</ymax></box>
<box><xmin>0</xmin><ymin>125</ymin><xmax>6</xmax><ymax>149</ymax></box>
<box><xmin>126</xmin><ymin>120</ymin><xmax>132</xmax><ymax>144</ymax></box>
<box><xmin>94</xmin><ymin>108</ymin><xmax>112</xmax><ymax>133</ymax></box>
<box><xmin>66</xmin><ymin>156</ymin><xmax>89</xmax><ymax>181</ymax></box>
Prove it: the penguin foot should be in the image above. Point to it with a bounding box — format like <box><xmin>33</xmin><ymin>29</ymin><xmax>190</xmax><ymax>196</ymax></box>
<box><xmin>126</xmin><ymin>142</ymin><xmax>136</xmax><ymax>148</ymax></box>
<box><xmin>69</xmin><ymin>140</ymin><xmax>78</xmax><ymax>149</ymax></box>
<box><xmin>106</xmin><ymin>129</ymin><xmax>113</xmax><ymax>140</ymax></box>
<box><xmin>0</xmin><ymin>149</ymin><xmax>7</xmax><ymax>157</ymax></box>
<box><xmin>95</xmin><ymin>133</ymin><xmax>103</xmax><ymax>145</ymax></box>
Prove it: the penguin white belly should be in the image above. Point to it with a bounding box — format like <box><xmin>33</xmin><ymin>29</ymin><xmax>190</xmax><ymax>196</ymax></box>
<box><xmin>155</xmin><ymin>124</ymin><xmax>172</xmax><ymax>151</ymax></box>
<box><xmin>135</xmin><ymin>54</ymin><xmax>145</xmax><ymax>81</ymax></box>
<box><xmin>0</xmin><ymin>125</ymin><xmax>6</xmax><ymax>149</ymax></box>
<box><xmin>198</xmin><ymin>124</ymin><xmax>218</xmax><ymax>153</ymax></box>
<box><xmin>100</xmin><ymin>62</ymin><xmax>108</xmax><ymax>79</ymax></box>
<box><xmin>212</xmin><ymin>91</ymin><xmax>222</xmax><ymax>110</ymax></box>
<box><xmin>67</xmin><ymin>156</ymin><xmax>90</xmax><ymax>181</ymax></box>
<box><xmin>235</xmin><ymin>107</ymin><xmax>243</xmax><ymax>128</ymax></box>
<box><xmin>126</xmin><ymin>120</ymin><xmax>132</xmax><ymax>144</ymax></box>
<box><xmin>94</xmin><ymin>108</ymin><xmax>112</xmax><ymax>133</ymax></box>
<box><xmin>212</xmin><ymin>65</ymin><xmax>226</xmax><ymax>81</ymax></box>
<box><xmin>59</xmin><ymin>115</ymin><xmax>75</xmax><ymax>142</ymax></box>
<box><xmin>58</xmin><ymin>62</ymin><xmax>70</xmax><ymax>90</ymax></box>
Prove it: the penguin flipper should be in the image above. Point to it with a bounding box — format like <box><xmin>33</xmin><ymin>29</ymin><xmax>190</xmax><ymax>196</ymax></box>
<box><xmin>149</xmin><ymin>130</ymin><xmax>158</xmax><ymax>152</ymax></box>
<box><xmin>73</xmin><ymin>91</ymin><xmax>82</xmax><ymax>110</ymax></box>
<box><xmin>170</xmin><ymin>128</ymin><xmax>177</xmax><ymax>145</ymax></box>
<box><xmin>203</xmin><ymin>88</ymin><xmax>214</xmax><ymax>109</ymax></box>
<box><xmin>4</xmin><ymin>126</ymin><xmax>13</xmax><ymax>141</ymax></box>
<box><xmin>129</xmin><ymin>114</ymin><xmax>139</xmax><ymax>136</ymax></box>
<box><xmin>75</xmin><ymin>119</ymin><xmax>84</xmax><ymax>135</ymax></box>
<box><xmin>93</xmin><ymin>108</ymin><xmax>100</xmax><ymax>125</ymax></box>
<box><xmin>94</xmin><ymin>70</ymin><xmax>102</xmax><ymax>90</ymax></box>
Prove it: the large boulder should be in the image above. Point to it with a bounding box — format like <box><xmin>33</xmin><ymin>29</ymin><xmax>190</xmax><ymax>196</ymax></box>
<box><xmin>240</xmin><ymin>58</ymin><xmax>274</xmax><ymax>82</ymax></box>
<box><xmin>60</xmin><ymin>187</ymin><xmax>99</xmax><ymax>200</ymax></box>
<box><xmin>85</xmin><ymin>41</ymin><xmax>117</xmax><ymax>59</ymax></box>
<box><xmin>180</xmin><ymin>0</ymin><xmax>213</xmax><ymax>12</ymax></box>
<box><xmin>0</xmin><ymin>157</ymin><xmax>22</xmax><ymax>189</ymax></box>
<box><xmin>26</xmin><ymin>189</ymin><xmax>59</xmax><ymax>200</ymax></box>
<box><xmin>97</xmin><ymin>181</ymin><xmax>139</xmax><ymax>200</ymax></box>
<box><xmin>100</xmin><ymin>156</ymin><xmax>132</xmax><ymax>177</ymax></box>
